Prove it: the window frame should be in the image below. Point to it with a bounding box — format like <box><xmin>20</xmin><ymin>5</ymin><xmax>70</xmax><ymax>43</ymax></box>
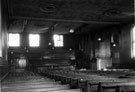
<box><xmin>29</xmin><ymin>34</ymin><xmax>40</xmax><ymax>47</ymax></box>
<box><xmin>53</xmin><ymin>34</ymin><xmax>64</xmax><ymax>47</ymax></box>
<box><xmin>131</xmin><ymin>26</ymin><xmax>135</xmax><ymax>58</ymax></box>
<box><xmin>8</xmin><ymin>33</ymin><xmax>20</xmax><ymax>47</ymax></box>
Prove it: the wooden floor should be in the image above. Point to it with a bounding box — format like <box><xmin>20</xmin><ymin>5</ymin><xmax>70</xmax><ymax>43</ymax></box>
<box><xmin>2</xmin><ymin>71</ymin><xmax>80</xmax><ymax>92</ymax></box>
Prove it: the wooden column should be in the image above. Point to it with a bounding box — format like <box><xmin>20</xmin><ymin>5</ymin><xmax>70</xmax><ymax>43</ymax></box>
<box><xmin>0</xmin><ymin>0</ymin><xmax>2</xmax><ymax>58</ymax></box>
<box><xmin>0</xmin><ymin>80</ymin><xmax>1</xmax><ymax>92</ymax></box>
<box><xmin>0</xmin><ymin>0</ymin><xmax>2</xmax><ymax>90</ymax></box>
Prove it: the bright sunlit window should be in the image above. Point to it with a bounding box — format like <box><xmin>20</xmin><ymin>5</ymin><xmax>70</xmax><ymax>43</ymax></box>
<box><xmin>131</xmin><ymin>26</ymin><xmax>135</xmax><ymax>58</ymax></box>
<box><xmin>53</xmin><ymin>34</ymin><xmax>63</xmax><ymax>47</ymax></box>
<box><xmin>9</xmin><ymin>33</ymin><xmax>20</xmax><ymax>47</ymax></box>
<box><xmin>29</xmin><ymin>34</ymin><xmax>40</xmax><ymax>47</ymax></box>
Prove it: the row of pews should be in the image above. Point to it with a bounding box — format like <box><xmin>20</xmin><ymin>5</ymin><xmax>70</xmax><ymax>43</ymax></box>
<box><xmin>1</xmin><ymin>71</ymin><xmax>80</xmax><ymax>92</ymax></box>
<box><xmin>39</xmin><ymin>69</ymin><xmax>135</xmax><ymax>92</ymax></box>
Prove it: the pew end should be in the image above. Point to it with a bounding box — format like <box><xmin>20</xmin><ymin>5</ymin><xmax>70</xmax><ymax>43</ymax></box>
<box><xmin>97</xmin><ymin>82</ymin><xmax>135</xmax><ymax>92</ymax></box>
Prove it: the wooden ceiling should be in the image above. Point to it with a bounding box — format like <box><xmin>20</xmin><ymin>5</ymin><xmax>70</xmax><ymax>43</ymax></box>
<box><xmin>7</xmin><ymin>0</ymin><xmax>134</xmax><ymax>34</ymax></box>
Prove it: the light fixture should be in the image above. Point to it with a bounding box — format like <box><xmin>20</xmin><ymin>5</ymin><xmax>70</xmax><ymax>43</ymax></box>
<box><xmin>48</xmin><ymin>42</ymin><xmax>52</xmax><ymax>45</ymax></box>
<box><xmin>11</xmin><ymin>52</ymin><xmax>14</xmax><ymax>54</ymax></box>
<box><xmin>26</xmin><ymin>50</ymin><xmax>29</xmax><ymax>53</ymax></box>
<box><xmin>113</xmin><ymin>43</ymin><xmax>116</xmax><ymax>47</ymax></box>
<box><xmin>69</xmin><ymin>29</ymin><xmax>74</xmax><ymax>33</ymax></box>
<box><xmin>69</xmin><ymin>48</ymin><xmax>72</xmax><ymax>51</ymax></box>
<box><xmin>98</xmin><ymin>37</ymin><xmax>101</xmax><ymax>41</ymax></box>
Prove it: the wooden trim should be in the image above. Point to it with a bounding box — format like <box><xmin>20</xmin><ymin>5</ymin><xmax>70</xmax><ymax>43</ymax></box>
<box><xmin>0</xmin><ymin>72</ymin><xmax>9</xmax><ymax>92</ymax></box>
<box><xmin>10</xmin><ymin>16</ymin><xmax>120</xmax><ymax>25</ymax></box>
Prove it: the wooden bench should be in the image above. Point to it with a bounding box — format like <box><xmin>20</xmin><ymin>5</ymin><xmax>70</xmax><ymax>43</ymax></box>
<box><xmin>2</xmin><ymin>71</ymin><xmax>81</xmax><ymax>92</ymax></box>
<box><xmin>41</xmin><ymin>70</ymin><xmax>135</xmax><ymax>92</ymax></box>
<box><xmin>3</xmin><ymin>84</ymin><xmax>70</xmax><ymax>92</ymax></box>
<box><xmin>49</xmin><ymin>89</ymin><xmax>81</xmax><ymax>92</ymax></box>
<box><xmin>97</xmin><ymin>82</ymin><xmax>135</xmax><ymax>92</ymax></box>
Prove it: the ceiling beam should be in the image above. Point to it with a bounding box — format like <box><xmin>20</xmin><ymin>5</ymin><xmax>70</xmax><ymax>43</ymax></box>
<box><xmin>6</xmin><ymin>0</ymin><xmax>13</xmax><ymax>17</ymax></box>
<box><xmin>10</xmin><ymin>16</ymin><xmax>120</xmax><ymax>25</ymax></box>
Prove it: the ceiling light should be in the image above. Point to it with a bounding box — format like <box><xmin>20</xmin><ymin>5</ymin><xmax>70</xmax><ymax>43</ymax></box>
<box><xmin>69</xmin><ymin>48</ymin><xmax>72</xmax><ymax>51</ymax></box>
<box><xmin>11</xmin><ymin>52</ymin><xmax>14</xmax><ymax>54</ymax></box>
<box><xmin>26</xmin><ymin>50</ymin><xmax>29</xmax><ymax>53</ymax></box>
<box><xmin>70</xmin><ymin>29</ymin><xmax>74</xmax><ymax>33</ymax></box>
<box><xmin>98</xmin><ymin>37</ymin><xmax>101</xmax><ymax>41</ymax></box>
<box><xmin>48</xmin><ymin>42</ymin><xmax>52</xmax><ymax>45</ymax></box>
<box><xmin>113</xmin><ymin>43</ymin><xmax>116</xmax><ymax>47</ymax></box>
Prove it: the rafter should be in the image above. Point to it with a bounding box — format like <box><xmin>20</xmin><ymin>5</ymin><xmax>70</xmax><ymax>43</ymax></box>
<box><xmin>10</xmin><ymin>16</ymin><xmax>120</xmax><ymax>25</ymax></box>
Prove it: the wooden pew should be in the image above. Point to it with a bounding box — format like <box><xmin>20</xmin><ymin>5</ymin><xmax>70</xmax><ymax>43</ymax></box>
<box><xmin>2</xmin><ymin>71</ymin><xmax>81</xmax><ymax>92</ymax></box>
<box><xmin>3</xmin><ymin>84</ymin><xmax>70</xmax><ymax>92</ymax></box>
<box><xmin>40</xmin><ymin>69</ymin><xmax>135</xmax><ymax>92</ymax></box>
<box><xmin>49</xmin><ymin>89</ymin><xmax>81</xmax><ymax>92</ymax></box>
<box><xmin>97</xmin><ymin>81</ymin><xmax>135</xmax><ymax>92</ymax></box>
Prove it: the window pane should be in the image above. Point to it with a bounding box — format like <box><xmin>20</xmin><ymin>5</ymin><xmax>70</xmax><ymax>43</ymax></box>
<box><xmin>9</xmin><ymin>33</ymin><xmax>20</xmax><ymax>47</ymax></box>
<box><xmin>133</xmin><ymin>27</ymin><xmax>135</xmax><ymax>41</ymax></box>
<box><xmin>29</xmin><ymin>34</ymin><xmax>40</xmax><ymax>47</ymax></box>
<box><xmin>53</xmin><ymin>34</ymin><xmax>63</xmax><ymax>47</ymax></box>
<box><xmin>60</xmin><ymin>35</ymin><xmax>63</xmax><ymax>41</ymax></box>
<box><xmin>133</xmin><ymin>43</ymin><xmax>135</xmax><ymax>57</ymax></box>
<box><xmin>54</xmin><ymin>41</ymin><xmax>59</xmax><ymax>47</ymax></box>
<box><xmin>53</xmin><ymin>35</ymin><xmax>59</xmax><ymax>41</ymax></box>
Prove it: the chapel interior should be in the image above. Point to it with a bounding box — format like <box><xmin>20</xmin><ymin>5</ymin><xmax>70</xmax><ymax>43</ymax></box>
<box><xmin>0</xmin><ymin>0</ymin><xmax>135</xmax><ymax>92</ymax></box>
